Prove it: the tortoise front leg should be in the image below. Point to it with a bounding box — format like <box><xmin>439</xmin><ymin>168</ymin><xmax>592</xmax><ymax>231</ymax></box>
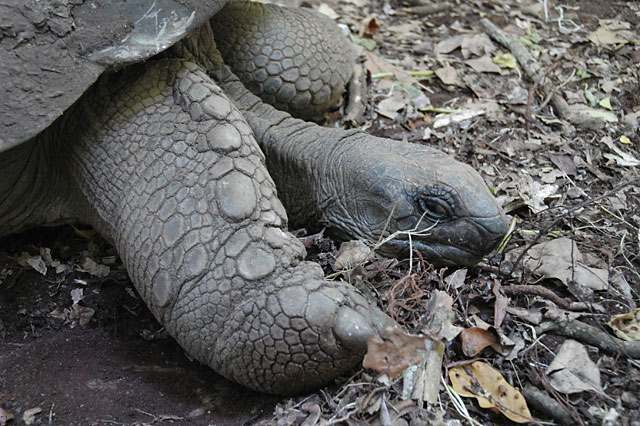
<box><xmin>61</xmin><ymin>58</ymin><xmax>391</xmax><ymax>394</ymax></box>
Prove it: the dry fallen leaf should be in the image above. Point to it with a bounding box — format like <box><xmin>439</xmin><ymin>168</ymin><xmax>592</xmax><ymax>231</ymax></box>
<box><xmin>444</xmin><ymin>268</ymin><xmax>467</xmax><ymax>290</ymax></box>
<box><xmin>17</xmin><ymin>252</ymin><xmax>47</xmax><ymax>275</ymax></box>
<box><xmin>547</xmin><ymin>339</ymin><xmax>603</xmax><ymax>394</ymax></box>
<box><xmin>317</xmin><ymin>3</ymin><xmax>339</xmax><ymax>20</ymax></box>
<box><xmin>434</xmin><ymin>66</ymin><xmax>459</xmax><ymax>86</ymax></box>
<box><xmin>607</xmin><ymin>308</ymin><xmax>640</xmax><ymax>341</ymax></box>
<box><xmin>434</xmin><ymin>34</ymin><xmax>464</xmax><ymax>54</ymax></box>
<box><xmin>524</xmin><ymin>237</ymin><xmax>609</xmax><ymax>291</ymax></box>
<box><xmin>23</xmin><ymin>407</ymin><xmax>42</xmax><ymax>426</ymax></box>
<box><xmin>587</xmin><ymin>27</ymin><xmax>630</xmax><ymax>46</ymax></box>
<box><xmin>449</xmin><ymin>361</ymin><xmax>533</xmax><ymax>423</ymax></box>
<box><xmin>460</xmin><ymin>33</ymin><xmax>495</xmax><ymax>58</ymax></box>
<box><xmin>359</xmin><ymin>16</ymin><xmax>381</xmax><ymax>37</ymax></box>
<box><xmin>333</xmin><ymin>240</ymin><xmax>372</xmax><ymax>270</ymax></box>
<box><xmin>363</xmin><ymin>327</ymin><xmax>427</xmax><ymax>378</ymax></box>
<box><xmin>460</xmin><ymin>327</ymin><xmax>498</xmax><ymax>357</ymax></box>
<box><xmin>516</xmin><ymin>174</ymin><xmax>559</xmax><ymax>214</ymax></box>
<box><xmin>464</xmin><ymin>55</ymin><xmax>502</xmax><ymax>73</ymax></box>
<box><xmin>79</xmin><ymin>257</ymin><xmax>110</xmax><ymax>278</ymax></box>
<box><xmin>49</xmin><ymin>303</ymin><xmax>95</xmax><ymax>326</ymax></box>
<box><xmin>0</xmin><ymin>407</ymin><xmax>13</xmax><ymax>426</ymax></box>
<box><xmin>492</xmin><ymin>280</ymin><xmax>510</xmax><ymax>328</ymax></box>
<box><xmin>601</xmin><ymin>135</ymin><xmax>640</xmax><ymax>167</ymax></box>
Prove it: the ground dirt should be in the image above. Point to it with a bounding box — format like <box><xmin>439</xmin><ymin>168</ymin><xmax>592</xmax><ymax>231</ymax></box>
<box><xmin>1</xmin><ymin>0</ymin><xmax>639</xmax><ymax>425</ymax></box>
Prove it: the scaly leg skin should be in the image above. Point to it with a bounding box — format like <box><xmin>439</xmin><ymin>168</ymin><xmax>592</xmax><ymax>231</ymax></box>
<box><xmin>60</xmin><ymin>59</ymin><xmax>392</xmax><ymax>394</ymax></box>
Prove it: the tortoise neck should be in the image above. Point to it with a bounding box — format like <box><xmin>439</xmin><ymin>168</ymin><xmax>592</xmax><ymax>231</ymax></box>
<box><xmin>0</xmin><ymin>130</ymin><xmax>80</xmax><ymax>237</ymax></box>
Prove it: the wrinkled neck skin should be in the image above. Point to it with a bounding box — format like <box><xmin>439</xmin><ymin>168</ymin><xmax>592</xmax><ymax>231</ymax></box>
<box><xmin>197</xmin><ymin>32</ymin><xmax>508</xmax><ymax>265</ymax></box>
<box><xmin>0</xmin><ymin>133</ymin><xmax>81</xmax><ymax>237</ymax></box>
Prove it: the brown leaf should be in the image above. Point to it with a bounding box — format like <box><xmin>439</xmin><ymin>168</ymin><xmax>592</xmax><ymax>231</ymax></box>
<box><xmin>363</xmin><ymin>327</ymin><xmax>427</xmax><ymax>378</ymax></box>
<box><xmin>464</xmin><ymin>55</ymin><xmax>502</xmax><ymax>73</ymax></box>
<box><xmin>434</xmin><ymin>34</ymin><xmax>464</xmax><ymax>54</ymax></box>
<box><xmin>79</xmin><ymin>257</ymin><xmax>110</xmax><ymax>278</ymax></box>
<box><xmin>0</xmin><ymin>406</ymin><xmax>13</xmax><ymax>426</ymax></box>
<box><xmin>587</xmin><ymin>27</ymin><xmax>629</xmax><ymax>46</ymax></box>
<box><xmin>359</xmin><ymin>16</ymin><xmax>381</xmax><ymax>37</ymax></box>
<box><xmin>449</xmin><ymin>361</ymin><xmax>533</xmax><ymax>423</ymax></box>
<box><xmin>434</xmin><ymin>66</ymin><xmax>459</xmax><ymax>86</ymax></box>
<box><xmin>460</xmin><ymin>327</ymin><xmax>498</xmax><ymax>357</ymax></box>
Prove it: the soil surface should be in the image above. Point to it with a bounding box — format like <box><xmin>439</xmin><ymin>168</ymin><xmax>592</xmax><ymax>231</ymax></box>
<box><xmin>1</xmin><ymin>0</ymin><xmax>639</xmax><ymax>425</ymax></box>
<box><xmin>0</xmin><ymin>227</ymin><xmax>279</xmax><ymax>425</ymax></box>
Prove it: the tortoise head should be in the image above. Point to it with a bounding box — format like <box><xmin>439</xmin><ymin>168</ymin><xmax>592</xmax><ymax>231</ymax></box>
<box><xmin>323</xmin><ymin>138</ymin><xmax>509</xmax><ymax>266</ymax></box>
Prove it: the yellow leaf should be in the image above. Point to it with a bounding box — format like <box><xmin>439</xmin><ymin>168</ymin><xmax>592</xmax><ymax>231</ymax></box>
<box><xmin>608</xmin><ymin>308</ymin><xmax>640</xmax><ymax>341</ymax></box>
<box><xmin>620</xmin><ymin>135</ymin><xmax>631</xmax><ymax>145</ymax></box>
<box><xmin>599</xmin><ymin>97</ymin><xmax>613</xmax><ymax>111</ymax></box>
<box><xmin>449</xmin><ymin>361</ymin><xmax>533</xmax><ymax>423</ymax></box>
<box><xmin>492</xmin><ymin>52</ymin><xmax>517</xmax><ymax>69</ymax></box>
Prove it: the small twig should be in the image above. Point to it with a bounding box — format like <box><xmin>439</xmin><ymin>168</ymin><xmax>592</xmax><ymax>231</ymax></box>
<box><xmin>533</xmin><ymin>68</ymin><xmax>576</xmax><ymax>113</ymax></box>
<box><xmin>526</xmin><ymin>62</ymin><xmax>560</xmax><ymax>132</ymax></box>
<box><xmin>522</xmin><ymin>385</ymin><xmax>575</xmax><ymax>425</ymax></box>
<box><xmin>537</xmin><ymin>319</ymin><xmax>640</xmax><ymax>358</ymax></box>
<box><xmin>502</xmin><ymin>284</ymin><xmax>571</xmax><ymax>309</ymax></box>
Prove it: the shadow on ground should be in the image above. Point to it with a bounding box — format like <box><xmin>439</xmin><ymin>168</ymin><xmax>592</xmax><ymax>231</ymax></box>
<box><xmin>0</xmin><ymin>227</ymin><xmax>280</xmax><ymax>426</ymax></box>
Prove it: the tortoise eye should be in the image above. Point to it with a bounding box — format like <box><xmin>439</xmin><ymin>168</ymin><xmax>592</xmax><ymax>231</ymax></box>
<box><xmin>415</xmin><ymin>196</ymin><xmax>452</xmax><ymax>221</ymax></box>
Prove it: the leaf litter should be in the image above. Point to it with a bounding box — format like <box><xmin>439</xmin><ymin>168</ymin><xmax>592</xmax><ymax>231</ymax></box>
<box><xmin>264</xmin><ymin>0</ymin><xmax>640</xmax><ymax>424</ymax></box>
<box><xmin>1</xmin><ymin>0</ymin><xmax>639</xmax><ymax>425</ymax></box>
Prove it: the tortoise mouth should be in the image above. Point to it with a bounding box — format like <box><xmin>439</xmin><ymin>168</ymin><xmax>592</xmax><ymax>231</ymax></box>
<box><xmin>380</xmin><ymin>238</ymin><xmax>483</xmax><ymax>266</ymax></box>
<box><xmin>376</xmin><ymin>212</ymin><xmax>508</xmax><ymax>266</ymax></box>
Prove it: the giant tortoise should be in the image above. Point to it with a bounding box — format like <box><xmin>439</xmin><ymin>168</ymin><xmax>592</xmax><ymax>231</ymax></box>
<box><xmin>0</xmin><ymin>0</ymin><xmax>508</xmax><ymax>394</ymax></box>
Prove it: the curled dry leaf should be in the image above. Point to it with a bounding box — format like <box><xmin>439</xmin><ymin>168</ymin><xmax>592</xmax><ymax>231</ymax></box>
<box><xmin>298</xmin><ymin>228</ymin><xmax>324</xmax><ymax>248</ymax></box>
<box><xmin>359</xmin><ymin>16</ymin><xmax>381</xmax><ymax>37</ymax></box>
<box><xmin>17</xmin><ymin>252</ymin><xmax>47</xmax><ymax>275</ymax></box>
<box><xmin>332</xmin><ymin>240</ymin><xmax>372</xmax><ymax>271</ymax></box>
<box><xmin>449</xmin><ymin>361</ymin><xmax>533</xmax><ymax>423</ymax></box>
<box><xmin>23</xmin><ymin>407</ymin><xmax>42</xmax><ymax>426</ymax></box>
<box><xmin>460</xmin><ymin>327</ymin><xmax>498</xmax><ymax>357</ymax></box>
<box><xmin>469</xmin><ymin>315</ymin><xmax>514</xmax><ymax>355</ymax></box>
<box><xmin>79</xmin><ymin>257</ymin><xmax>110</xmax><ymax>278</ymax></box>
<box><xmin>363</xmin><ymin>327</ymin><xmax>427</xmax><ymax>378</ymax></box>
<box><xmin>607</xmin><ymin>308</ymin><xmax>640</xmax><ymax>341</ymax></box>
